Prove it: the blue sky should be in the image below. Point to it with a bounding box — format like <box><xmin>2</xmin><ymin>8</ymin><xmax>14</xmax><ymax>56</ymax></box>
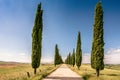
<box><xmin>0</xmin><ymin>0</ymin><xmax>120</xmax><ymax>63</ymax></box>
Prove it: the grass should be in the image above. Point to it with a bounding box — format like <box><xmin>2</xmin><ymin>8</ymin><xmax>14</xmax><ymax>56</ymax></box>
<box><xmin>105</xmin><ymin>64</ymin><xmax>120</xmax><ymax>70</ymax></box>
<box><xmin>0</xmin><ymin>62</ymin><xmax>60</xmax><ymax>80</ymax></box>
<box><xmin>68</xmin><ymin>64</ymin><xmax>120</xmax><ymax>80</ymax></box>
<box><xmin>30</xmin><ymin>64</ymin><xmax>60</xmax><ymax>80</ymax></box>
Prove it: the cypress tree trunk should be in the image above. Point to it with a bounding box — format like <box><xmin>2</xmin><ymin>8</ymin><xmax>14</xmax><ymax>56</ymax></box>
<box><xmin>96</xmin><ymin>69</ymin><xmax>99</xmax><ymax>77</ymax></box>
<box><xmin>34</xmin><ymin>68</ymin><xmax>36</xmax><ymax>74</ymax></box>
<box><xmin>72</xmin><ymin>49</ymin><xmax>75</xmax><ymax>67</ymax></box>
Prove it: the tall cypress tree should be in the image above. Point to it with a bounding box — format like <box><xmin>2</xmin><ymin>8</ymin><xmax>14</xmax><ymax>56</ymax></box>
<box><xmin>91</xmin><ymin>1</ymin><xmax>104</xmax><ymax>77</ymax></box>
<box><xmin>70</xmin><ymin>53</ymin><xmax>73</xmax><ymax>65</ymax></box>
<box><xmin>54</xmin><ymin>44</ymin><xmax>59</xmax><ymax>66</ymax></box>
<box><xmin>68</xmin><ymin>53</ymin><xmax>71</xmax><ymax>64</ymax></box>
<box><xmin>54</xmin><ymin>44</ymin><xmax>63</xmax><ymax>66</ymax></box>
<box><xmin>76</xmin><ymin>32</ymin><xmax>82</xmax><ymax>69</ymax></box>
<box><xmin>32</xmin><ymin>3</ymin><xmax>43</xmax><ymax>74</ymax></box>
<box><xmin>59</xmin><ymin>54</ymin><xmax>63</xmax><ymax>64</ymax></box>
<box><xmin>72</xmin><ymin>49</ymin><xmax>75</xmax><ymax>67</ymax></box>
<box><xmin>65</xmin><ymin>55</ymin><xmax>69</xmax><ymax>64</ymax></box>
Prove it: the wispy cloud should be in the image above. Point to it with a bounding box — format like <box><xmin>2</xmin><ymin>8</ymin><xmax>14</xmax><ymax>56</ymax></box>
<box><xmin>0</xmin><ymin>52</ymin><xmax>30</xmax><ymax>63</ymax></box>
<box><xmin>82</xmin><ymin>53</ymin><xmax>90</xmax><ymax>63</ymax></box>
<box><xmin>0</xmin><ymin>51</ymin><xmax>54</xmax><ymax>63</ymax></box>
<box><xmin>41</xmin><ymin>57</ymin><xmax>53</xmax><ymax>64</ymax></box>
<box><xmin>0</xmin><ymin>48</ymin><xmax>120</xmax><ymax>64</ymax></box>
<box><xmin>104</xmin><ymin>48</ymin><xmax>120</xmax><ymax>64</ymax></box>
<box><xmin>82</xmin><ymin>49</ymin><xmax>120</xmax><ymax>64</ymax></box>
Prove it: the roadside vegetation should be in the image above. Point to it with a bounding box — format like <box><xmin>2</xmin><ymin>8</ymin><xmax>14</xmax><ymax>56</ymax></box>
<box><xmin>0</xmin><ymin>62</ymin><xmax>60</xmax><ymax>80</ymax></box>
<box><xmin>68</xmin><ymin>64</ymin><xmax>120</xmax><ymax>80</ymax></box>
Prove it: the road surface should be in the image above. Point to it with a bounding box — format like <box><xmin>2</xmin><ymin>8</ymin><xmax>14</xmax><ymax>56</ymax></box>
<box><xmin>43</xmin><ymin>64</ymin><xmax>83</xmax><ymax>80</ymax></box>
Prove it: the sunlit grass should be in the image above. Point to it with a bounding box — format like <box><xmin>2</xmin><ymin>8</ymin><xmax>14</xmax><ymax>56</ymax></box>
<box><xmin>0</xmin><ymin>62</ymin><xmax>60</xmax><ymax>80</ymax></box>
<box><xmin>68</xmin><ymin>64</ymin><xmax>120</xmax><ymax>80</ymax></box>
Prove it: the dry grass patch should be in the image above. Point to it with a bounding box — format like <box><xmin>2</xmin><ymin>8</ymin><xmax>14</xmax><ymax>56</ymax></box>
<box><xmin>0</xmin><ymin>62</ymin><xmax>60</xmax><ymax>80</ymax></box>
<box><xmin>68</xmin><ymin>64</ymin><xmax>120</xmax><ymax>80</ymax></box>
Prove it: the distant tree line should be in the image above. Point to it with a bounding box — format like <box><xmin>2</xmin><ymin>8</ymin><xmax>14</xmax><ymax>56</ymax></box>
<box><xmin>65</xmin><ymin>49</ymin><xmax>75</xmax><ymax>67</ymax></box>
<box><xmin>65</xmin><ymin>32</ymin><xmax>82</xmax><ymax>69</ymax></box>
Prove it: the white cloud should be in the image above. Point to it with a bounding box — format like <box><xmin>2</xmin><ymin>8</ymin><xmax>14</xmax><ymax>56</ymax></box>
<box><xmin>0</xmin><ymin>52</ymin><xmax>31</xmax><ymax>63</ymax></box>
<box><xmin>41</xmin><ymin>57</ymin><xmax>53</xmax><ymax>64</ymax></box>
<box><xmin>82</xmin><ymin>49</ymin><xmax>120</xmax><ymax>64</ymax></box>
<box><xmin>0</xmin><ymin>49</ymin><xmax>120</xmax><ymax>64</ymax></box>
<box><xmin>82</xmin><ymin>54</ymin><xmax>90</xmax><ymax>63</ymax></box>
<box><xmin>0</xmin><ymin>51</ymin><xmax>54</xmax><ymax>64</ymax></box>
<box><xmin>104</xmin><ymin>48</ymin><xmax>120</xmax><ymax>64</ymax></box>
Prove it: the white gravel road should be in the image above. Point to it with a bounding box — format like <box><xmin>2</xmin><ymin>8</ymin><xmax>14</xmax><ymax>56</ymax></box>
<box><xmin>43</xmin><ymin>64</ymin><xmax>83</xmax><ymax>80</ymax></box>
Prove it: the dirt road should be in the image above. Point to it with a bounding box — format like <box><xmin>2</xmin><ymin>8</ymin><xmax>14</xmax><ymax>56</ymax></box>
<box><xmin>44</xmin><ymin>64</ymin><xmax>83</xmax><ymax>80</ymax></box>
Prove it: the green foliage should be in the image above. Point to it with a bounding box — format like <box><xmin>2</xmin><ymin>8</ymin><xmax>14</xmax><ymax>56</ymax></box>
<box><xmin>59</xmin><ymin>55</ymin><xmax>63</xmax><ymax>64</ymax></box>
<box><xmin>65</xmin><ymin>49</ymin><xmax>75</xmax><ymax>67</ymax></box>
<box><xmin>72</xmin><ymin>49</ymin><xmax>75</xmax><ymax>67</ymax></box>
<box><xmin>65</xmin><ymin>55</ymin><xmax>69</xmax><ymax>64</ymax></box>
<box><xmin>68</xmin><ymin>53</ymin><xmax>71</xmax><ymax>64</ymax></box>
<box><xmin>65</xmin><ymin>52</ymin><xmax>72</xmax><ymax>65</ymax></box>
<box><xmin>54</xmin><ymin>44</ymin><xmax>63</xmax><ymax>66</ymax></box>
<box><xmin>69</xmin><ymin>53</ymin><xmax>73</xmax><ymax>65</ymax></box>
<box><xmin>31</xmin><ymin>3</ymin><xmax>43</xmax><ymax>74</ymax></box>
<box><xmin>91</xmin><ymin>1</ymin><xmax>104</xmax><ymax>77</ymax></box>
<box><xmin>76</xmin><ymin>31</ymin><xmax>82</xmax><ymax>69</ymax></box>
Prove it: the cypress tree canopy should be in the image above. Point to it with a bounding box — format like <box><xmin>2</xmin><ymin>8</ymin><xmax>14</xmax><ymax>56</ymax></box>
<box><xmin>54</xmin><ymin>44</ymin><xmax>63</xmax><ymax>66</ymax></box>
<box><xmin>91</xmin><ymin>1</ymin><xmax>104</xmax><ymax>75</ymax></box>
<box><xmin>72</xmin><ymin>49</ymin><xmax>75</xmax><ymax>67</ymax></box>
<box><xmin>31</xmin><ymin>3</ymin><xmax>43</xmax><ymax>74</ymax></box>
<box><xmin>76</xmin><ymin>32</ymin><xmax>82</xmax><ymax>69</ymax></box>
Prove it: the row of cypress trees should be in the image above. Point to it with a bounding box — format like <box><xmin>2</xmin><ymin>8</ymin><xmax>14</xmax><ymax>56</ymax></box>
<box><xmin>65</xmin><ymin>1</ymin><xmax>104</xmax><ymax>77</ymax></box>
<box><xmin>65</xmin><ymin>32</ymin><xmax>82</xmax><ymax>69</ymax></box>
<box><xmin>31</xmin><ymin>1</ymin><xmax>104</xmax><ymax>78</ymax></box>
<box><xmin>65</xmin><ymin>49</ymin><xmax>75</xmax><ymax>67</ymax></box>
<box><xmin>31</xmin><ymin>3</ymin><xmax>63</xmax><ymax>74</ymax></box>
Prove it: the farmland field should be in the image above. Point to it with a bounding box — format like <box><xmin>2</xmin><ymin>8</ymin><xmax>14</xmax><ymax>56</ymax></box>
<box><xmin>0</xmin><ymin>61</ymin><xmax>60</xmax><ymax>80</ymax></box>
<box><xmin>68</xmin><ymin>64</ymin><xmax>120</xmax><ymax>80</ymax></box>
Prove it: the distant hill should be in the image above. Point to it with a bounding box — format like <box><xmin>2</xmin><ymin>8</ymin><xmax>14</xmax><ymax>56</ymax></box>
<box><xmin>0</xmin><ymin>61</ymin><xmax>29</xmax><ymax>65</ymax></box>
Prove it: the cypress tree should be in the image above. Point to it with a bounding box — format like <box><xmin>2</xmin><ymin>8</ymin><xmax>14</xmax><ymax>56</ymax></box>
<box><xmin>76</xmin><ymin>32</ymin><xmax>82</xmax><ymax>69</ymax></box>
<box><xmin>59</xmin><ymin>54</ymin><xmax>63</xmax><ymax>64</ymax></box>
<box><xmin>70</xmin><ymin>54</ymin><xmax>73</xmax><ymax>65</ymax></box>
<box><xmin>54</xmin><ymin>44</ymin><xmax>63</xmax><ymax>66</ymax></box>
<box><xmin>66</xmin><ymin>55</ymin><xmax>69</xmax><ymax>64</ymax></box>
<box><xmin>68</xmin><ymin>53</ymin><xmax>71</xmax><ymax>64</ymax></box>
<box><xmin>65</xmin><ymin>57</ymin><xmax>67</xmax><ymax>64</ymax></box>
<box><xmin>65</xmin><ymin>59</ymin><xmax>67</xmax><ymax>64</ymax></box>
<box><xmin>72</xmin><ymin>49</ymin><xmax>75</xmax><ymax>67</ymax></box>
<box><xmin>54</xmin><ymin>44</ymin><xmax>59</xmax><ymax>66</ymax></box>
<box><xmin>91</xmin><ymin>1</ymin><xmax>104</xmax><ymax>77</ymax></box>
<box><xmin>31</xmin><ymin>3</ymin><xmax>43</xmax><ymax>74</ymax></box>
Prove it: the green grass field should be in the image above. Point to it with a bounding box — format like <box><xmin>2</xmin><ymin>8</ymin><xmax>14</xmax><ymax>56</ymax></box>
<box><xmin>0</xmin><ymin>61</ymin><xmax>60</xmax><ymax>80</ymax></box>
<box><xmin>68</xmin><ymin>64</ymin><xmax>120</xmax><ymax>80</ymax></box>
